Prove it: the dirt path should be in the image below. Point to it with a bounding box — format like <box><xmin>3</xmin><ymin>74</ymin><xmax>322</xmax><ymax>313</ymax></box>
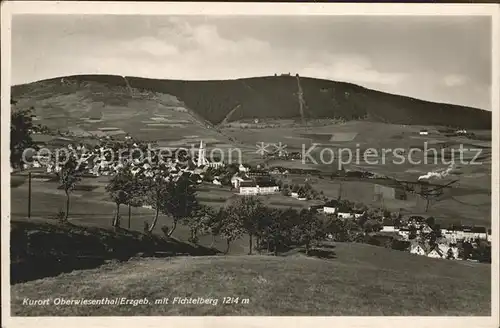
<box><xmin>295</xmin><ymin>74</ymin><xmax>306</xmax><ymax>124</ymax></box>
<box><xmin>219</xmin><ymin>104</ymin><xmax>241</xmax><ymax>126</ymax></box>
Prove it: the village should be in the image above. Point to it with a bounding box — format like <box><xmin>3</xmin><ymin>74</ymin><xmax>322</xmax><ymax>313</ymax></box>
<box><xmin>19</xmin><ymin>135</ymin><xmax>492</xmax><ymax>264</ymax></box>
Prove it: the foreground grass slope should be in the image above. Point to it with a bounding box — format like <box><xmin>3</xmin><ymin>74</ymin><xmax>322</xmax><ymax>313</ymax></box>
<box><xmin>11</xmin><ymin>74</ymin><xmax>491</xmax><ymax>129</ymax></box>
<box><xmin>11</xmin><ymin>218</ymin><xmax>217</xmax><ymax>283</ymax></box>
<box><xmin>11</xmin><ymin>243</ymin><xmax>490</xmax><ymax>316</ymax></box>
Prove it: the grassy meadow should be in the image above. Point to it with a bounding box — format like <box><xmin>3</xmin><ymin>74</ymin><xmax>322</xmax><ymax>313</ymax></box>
<box><xmin>11</xmin><ymin>242</ymin><xmax>491</xmax><ymax>316</ymax></box>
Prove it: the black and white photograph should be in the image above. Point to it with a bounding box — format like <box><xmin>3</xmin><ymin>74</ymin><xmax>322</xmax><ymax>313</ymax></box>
<box><xmin>1</xmin><ymin>2</ymin><xmax>499</xmax><ymax>325</ymax></box>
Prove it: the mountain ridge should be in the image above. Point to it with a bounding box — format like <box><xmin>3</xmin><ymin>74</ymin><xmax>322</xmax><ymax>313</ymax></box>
<box><xmin>11</xmin><ymin>74</ymin><xmax>492</xmax><ymax>130</ymax></box>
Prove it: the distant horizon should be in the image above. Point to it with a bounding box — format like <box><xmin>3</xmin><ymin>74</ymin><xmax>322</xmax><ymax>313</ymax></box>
<box><xmin>11</xmin><ymin>72</ymin><xmax>492</xmax><ymax>112</ymax></box>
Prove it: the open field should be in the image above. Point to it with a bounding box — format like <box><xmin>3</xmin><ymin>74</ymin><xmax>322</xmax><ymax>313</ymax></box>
<box><xmin>271</xmin><ymin>174</ymin><xmax>491</xmax><ymax>226</ymax></box>
<box><xmin>11</xmin><ymin>242</ymin><xmax>490</xmax><ymax>316</ymax></box>
<box><xmin>10</xmin><ymin>184</ymin><xmax>249</xmax><ymax>255</ymax></box>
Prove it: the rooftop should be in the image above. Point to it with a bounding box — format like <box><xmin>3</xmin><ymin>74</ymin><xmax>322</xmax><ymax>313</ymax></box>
<box><xmin>240</xmin><ymin>181</ymin><xmax>257</xmax><ymax>188</ymax></box>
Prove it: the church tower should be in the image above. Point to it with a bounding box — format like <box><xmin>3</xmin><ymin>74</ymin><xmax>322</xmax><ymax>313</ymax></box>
<box><xmin>197</xmin><ymin>140</ymin><xmax>208</xmax><ymax>167</ymax></box>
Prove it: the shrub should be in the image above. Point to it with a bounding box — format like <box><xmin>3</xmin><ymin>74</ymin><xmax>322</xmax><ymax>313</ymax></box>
<box><xmin>188</xmin><ymin>235</ymin><xmax>199</xmax><ymax>244</ymax></box>
<box><xmin>49</xmin><ymin>210</ymin><xmax>67</xmax><ymax>223</ymax></box>
<box><xmin>160</xmin><ymin>225</ymin><xmax>170</xmax><ymax>237</ymax></box>
<box><xmin>143</xmin><ymin>221</ymin><xmax>150</xmax><ymax>234</ymax></box>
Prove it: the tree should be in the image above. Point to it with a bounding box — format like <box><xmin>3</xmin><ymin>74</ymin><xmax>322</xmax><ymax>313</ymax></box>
<box><xmin>219</xmin><ymin>207</ymin><xmax>245</xmax><ymax>254</ymax></box>
<box><xmin>408</xmin><ymin>225</ymin><xmax>418</xmax><ymax>240</ymax></box>
<box><xmin>459</xmin><ymin>241</ymin><xmax>473</xmax><ymax>260</ymax></box>
<box><xmin>292</xmin><ymin>209</ymin><xmax>327</xmax><ymax>255</ymax></box>
<box><xmin>268</xmin><ymin>208</ymin><xmax>298</xmax><ymax>255</ymax></box>
<box><xmin>203</xmin><ymin>169</ymin><xmax>214</xmax><ymax>183</ymax></box>
<box><xmin>183</xmin><ymin>205</ymin><xmax>215</xmax><ymax>244</ymax></box>
<box><xmin>325</xmin><ymin>215</ymin><xmax>358</xmax><ymax>242</ymax></box>
<box><xmin>428</xmin><ymin>232</ymin><xmax>438</xmax><ymax>247</ymax></box>
<box><xmin>363</xmin><ymin>219</ymin><xmax>382</xmax><ymax>233</ymax></box>
<box><xmin>57</xmin><ymin>156</ymin><xmax>82</xmax><ymax>220</ymax></box>
<box><xmin>143</xmin><ymin>167</ymin><xmax>173</xmax><ymax>233</ymax></box>
<box><xmin>106</xmin><ymin>165</ymin><xmax>135</xmax><ymax>227</ymax></box>
<box><xmin>446</xmin><ymin>248</ymin><xmax>455</xmax><ymax>260</ymax></box>
<box><xmin>160</xmin><ymin>175</ymin><xmax>199</xmax><ymax>236</ymax></box>
<box><xmin>420</xmin><ymin>188</ymin><xmax>444</xmax><ymax>212</ymax></box>
<box><xmin>425</xmin><ymin>216</ymin><xmax>436</xmax><ymax>228</ymax></box>
<box><xmin>357</xmin><ymin>213</ymin><xmax>369</xmax><ymax>227</ymax></box>
<box><xmin>204</xmin><ymin>207</ymin><xmax>226</xmax><ymax>248</ymax></box>
<box><xmin>254</xmin><ymin>206</ymin><xmax>275</xmax><ymax>254</ymax></box>
<box><xmin>226</xmin><ymin>196</ymin><xmax>264</xmax><ymax>255</ymax></box>
<box><xmin>126</xmin><ymin>173</ymin><xmax>147</xmax><ymax>229</ymax></box>
<box><xmin>392</xmin><ymin>211</ymin><xmax>403</xmax><ymax>228</ymax></box>
<box><xmin>11</xmin><ymin>106</ymin><xmax>37</xmax><ymax>169</ymax></box>
<box><xmin>472</xmin><ymin>241</ymin><xmax>491</xmax><ymax>263</ymax></box>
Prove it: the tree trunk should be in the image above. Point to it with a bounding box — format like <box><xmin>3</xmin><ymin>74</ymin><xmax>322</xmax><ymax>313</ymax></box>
<box><xmin>210</xmin><ymin>234</ymin><xmax>216</xmax><ymax>248</ymax></box>
<box><xmin>225</xmin><ymin>239</ymin><xmax>231</xmax><ymax>254</ymax></box>
<box><xmin>190</xmin><ymin>228</ymin><xmax>198</xmax><ymax>243</ymax></box>
<box><xmin>248</xmin><ymin>234</ymin><xmax>253</xmax><ymax>255</ymax></box>
<box><xmin>65</xmin><ymin>190</ymin><xmax>70</xmax><ymax>220</ymax></box>
<box><xmin>113</xmin><ymin>203</ymin><xmax>120</xmax><ymax>227</ymax></box>
<box><xmin>128</xmin><ymin>204</ymin><xmax>131</xmax><ymax>229</ymax></box>
<box><xmin>305</xmin><ymin>242</ymin><xmax>310</xmax><ymax>255</ymax></box>
<box><xmin>149</xmin><ymin>207</ymin><xmax>160</xmax><ymax>232</ymax></box>
<box><xmin>425</xmin><ymin>199</ymin><xmax>430</xmax><ymax>212</ymax></box>
<box><xmin>167</xmin><ymin>220</ymin><xmax>177</xmax><ymax>236</ymax></box>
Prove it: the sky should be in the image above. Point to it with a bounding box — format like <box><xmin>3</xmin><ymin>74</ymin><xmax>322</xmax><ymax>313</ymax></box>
<box><xmin>12</xmin><ymin>14</ymin><xmax>492</xmax><ymax>110</ymax></box>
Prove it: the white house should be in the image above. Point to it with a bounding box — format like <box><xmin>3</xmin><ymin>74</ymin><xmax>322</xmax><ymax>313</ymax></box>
<box><xmin>323</xmin><ymin>200</ymin><xmax>340</xmax><ymax>215</ymax></box>
<box><xmin>231</xmin><ymin>175</ymin><xmax>246</xmax><ymax>189</ymax></box>
<box><xmin>441</xmin><ymin>229</ymin><xmax>458</xmax><ymax>244</ymax></box>
<box><xmin>209</xmin><ymin>162</ymin><xmax>224</xmax><ymax>168</ymax></box>
<box><xmin>212</xmin><ymin>178</ymin><xmax>222</xmax><ymax>186</ymax></box>
<box><xmin>419</xmin><ymin>129</ymin><xmax>429</xmax><ymax>136</ymax></box>
<box><xmin>323</xmin><ymin>206</ymin><xmax>337</xmax><ymax>214</ymax></box>
<box><xmin>270</xmin><ymin>168</ymin><xmax>281</xmax><ymax>175</ymax></box>
<box><xmin>337</xmin><ymin>212</ymin><xmax>353</xmax><ymax>219</ymax></box>
<box><xmin>427</xmin><ymin>247</ymin><xmax>444</xmax><ymax>259</ymax></box>
<box><xmin>259</xmin><ymin>185</ymin><xmax>280</xmax><ymax>194</ymax></box>
<box><xmin>239</xmin><ymin>181</ymin><xmax>279</xmax><ymax>195</ymax></box>
<box><xmin>239</xmin><ymin>163</ymin><xmax>249</xmax><ymax>173</ymax></box>
<box><xmin>381</xmin><ymin>225</ymin><xmax>399</xmax><ymax>233</ymax></box>
<box><xmin>398</xmin><ymin>228</ymin><xmax>410</xmax><ymax>241</ymax></box>
<box><xmin>291</xmin><ymin>192</ymin><xmax>299</xmax><ymax>199</ymax></box>
<box><xmin>420</xmin><ymin>224</ymin><xmax>433</xmax><ymax>234</ymax></box>
<box><xmin>471</xmin><ymin>227</ymin><xmax>488</xmax><ymax>240</ymax></box>
<box><xmin>438</xmin><ymin>244</ymin><xmax>459</xmax><ymax>260</ymax></box>
<box><xmin>410</xmin><ymin>243</ymin><xmax>426</xmax><ymax>256</ymax></box>
<box><xmin>353</xmin><ymin>210</ymin><xmax>365</xmax><ymax>219</ymax></box>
